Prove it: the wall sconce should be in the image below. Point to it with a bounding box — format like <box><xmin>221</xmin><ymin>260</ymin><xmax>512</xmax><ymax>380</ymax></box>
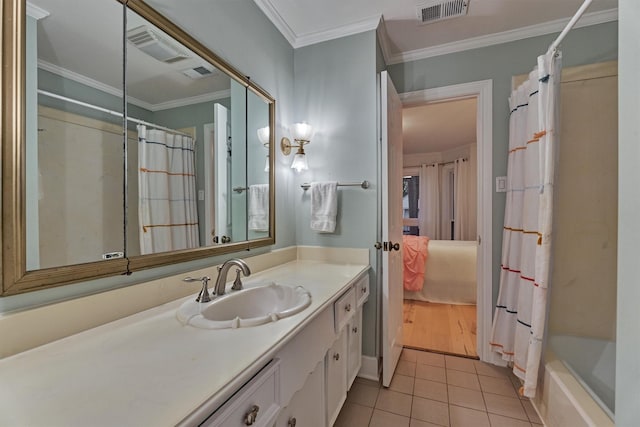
<box><xmin>281</xmin><ymin>122</ymin><xmax>313</xmax><ymax>172</ymax></box>
<box><xmin>257</xmin><ymin>126</ymin><xmax>270</xmax><ymax>172</ymax></box>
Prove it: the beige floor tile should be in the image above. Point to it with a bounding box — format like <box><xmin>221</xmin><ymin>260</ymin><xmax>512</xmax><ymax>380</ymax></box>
<box><xmin>413</xmin><ymin>378</ymin><xmax>448</xmax><ymax>403</ymax></box>
<box><xmin>474</xmin><ymin>361</ymin><xmax>511</xmax><ymax>378</ymax></box>
<box><xmin>401</xmin><ymin>348</ymin><xmax>420</xmax><ymax>363</ymax></box>
<box><xmin>369</xmin><ymin>409</ymin><xmax>410</xmax><ymax>427</ymax></box>
<box><xmin>346</xmin><ymin>382</ymin><xmax>380</xmax><ymax>407</ymax></box>
<box><xmin>488</xmin><ymin>413</ymin><xmax>533</xmax><ymax>427</ymax></box>
<box><xmin>375</xmin><ymin>389</ymin><xmax>413</xmax><ymax>417</ymax></box>
<box><xmin>396</xmin><ymin>360</ymin><xmax>417</xmax><ymax>377</ymax></box>
<box><xmin>411</xmin><ymin>396</ymin><xmax>450</xmax><ymax>426</ymax></box>
<box><xmin>448</xmin><ymin>384</ymin><xmax>486</xmax><ymax>411</ymax></box>
<box><xmin>446</xmin><ymin>369</ymin><xmax>480</xmax><ymax>390</ymax></box>
<box><xmin>416</xmin><ymin>351</ymin><xmax>446</xmax><ymax>368</ymax></box>
<box><xmin>390</xmin><ymin>374</ymin><xmax>415</xmax><ymax>395</ymax></box>
<box><xmin>445</xmin><ymin>355</ymin><xmax>477</xmax><ymax>373</ymax></box>
<box><xmin>416</xmin><ymin>364</ymin><xmax>447</xmax><ymax>383</ymax></box>
<box><xmin>521</xmin><ymin>399</ymin><xmax>543</xmax><ymax>424</ymax></box>
<box><xmin>409</xmin><ymin>419</ymin><xmax>444</xmax><ymax>427</ymax></box>
<box><xmin>333</xmin><ymin>403</ymin><xmax>373</xmax><ymax>427</ymax></box>
<box><xmin>478</xmin><ymin>375</ymin><xmax>518</xmax><ymax>397</ymax></box>
<box><xmin>483</xmin><ymin>393</ymin><xmax>528</xmax><ymax>421</ymax></box>
<box><xmin>449</xmin><ymin>405</ymin><xmax>490</xmax><ymax>427</ymax></box>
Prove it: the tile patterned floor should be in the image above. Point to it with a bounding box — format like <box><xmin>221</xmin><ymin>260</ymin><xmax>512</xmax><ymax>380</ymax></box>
<box><xmin>335</xmin><ymin>349</ymin><xmax>544</xmax><ymax>427</ymax></box>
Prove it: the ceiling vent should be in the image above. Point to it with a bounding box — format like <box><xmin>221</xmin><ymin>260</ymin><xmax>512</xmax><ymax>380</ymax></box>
<box><xmin>126</xmin><ymin>25</ymin><xmax>190</xmax><ymax>63</ymax></box>
<box><xmin>416</xmin><ymin>0</ymin><xmax>469</xmax><ymax>25</ymax></box>
<box><xmin>182</xmin><ymin>65</ymin><xmax>218</xmax><ymax>80</ymax></box>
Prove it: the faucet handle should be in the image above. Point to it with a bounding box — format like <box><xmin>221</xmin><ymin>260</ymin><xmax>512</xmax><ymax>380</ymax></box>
<box><xmin>231</xmin><ymin>269</ymin><xmax>243</xmax><ymax>291</ymax></box>
<box><xmin>183</xmin><ymin>276</ymin><xmax>211</xmax><ymax>303</ymax></box>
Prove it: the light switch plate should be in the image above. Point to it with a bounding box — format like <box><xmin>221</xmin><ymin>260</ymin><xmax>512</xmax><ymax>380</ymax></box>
<box><xmin>496</xmin><ymin>176</ymin><xmax>507</xmax><ymax>192</ymax></box>
<box><xmin>198</xmin><ymin>190</ymin><xmax>205</xmax><ymax>201</ymax></box>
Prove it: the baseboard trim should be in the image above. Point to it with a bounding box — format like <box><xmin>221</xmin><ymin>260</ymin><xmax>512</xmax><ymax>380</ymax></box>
<box><xmin>357</xmin><ymin>356</ymin><xmax>379</xmax><ymax>381</ymax></box>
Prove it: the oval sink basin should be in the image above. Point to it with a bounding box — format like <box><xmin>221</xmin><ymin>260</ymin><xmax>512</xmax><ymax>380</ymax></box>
<box><xmin>177</xmin><ymin>282</ymin><xmax>312</xmax><ymax>329</ymax></box>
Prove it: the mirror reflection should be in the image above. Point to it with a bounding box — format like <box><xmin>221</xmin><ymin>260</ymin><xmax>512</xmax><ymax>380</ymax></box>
<box><xmin>25</xmin><ymin>0</ymin><xmax>274</xmax><ymax>273</ymax></box>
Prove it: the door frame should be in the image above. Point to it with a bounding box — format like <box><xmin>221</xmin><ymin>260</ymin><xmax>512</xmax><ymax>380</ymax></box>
<box><xmin>399</xmin><ymin>79</ymin><xmax>495</xmax><ymax>362</ymax></box>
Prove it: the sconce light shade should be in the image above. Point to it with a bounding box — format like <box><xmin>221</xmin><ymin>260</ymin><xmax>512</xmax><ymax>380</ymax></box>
<box><xmin>257</xmin><ymin>126</ymin><xmax>270</xmax><ymax>146</ymax></box>
<box><xmin>264</xmin><ymin>154</ymin><xmax>270</xmax><ymax>172</ymax></box>
<box><xmin>291</xmin><ymin>152</ymin><xmax>308</xmax><ymax>172</ymax></box>
<box><xmin>292</xmin><ymin>122</ymin><xmax>313</xmax><ymax>142</ymax></box>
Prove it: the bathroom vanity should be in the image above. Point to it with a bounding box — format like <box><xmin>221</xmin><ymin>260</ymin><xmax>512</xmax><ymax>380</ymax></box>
<box><xmin>0</xmin><ymin>247</ymin><xmax>371</xmax><ymax>426</ymax></box>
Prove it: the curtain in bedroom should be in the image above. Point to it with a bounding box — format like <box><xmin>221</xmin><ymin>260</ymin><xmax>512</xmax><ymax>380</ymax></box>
<box><xmin>490</xmin><ymin>51</ymin><xmax>562</xmax><ymax>398</ymax></box>
<box><xmin>418</xmin><ymin>163</ymin><xmax>440</xmax><ymax>239</ymax></box>
<box><xmin>454</xmin><ymin>157</ymin><xmax>471</xmax><ymax>240</ymax></box>
<box><xmin>137</xmin><ymin>125</ymin><xmax>199</xmax><ymax>254</ymax></box>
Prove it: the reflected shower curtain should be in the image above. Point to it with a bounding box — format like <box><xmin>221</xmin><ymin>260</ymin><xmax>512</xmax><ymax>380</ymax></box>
<box><xmin>490</xmin><ymin>51</ymin><xmax>561</xmax><ymax>398</ymax></box>
<box><xmin>418</xmin><ymin>164</ymin><xmax>440</xmax><ymax>239</ymax></box>
<box><xmin>454</xmin><ymin>158</ymin><xmax>471</xmax><ymax>240</ymax></box>
<box><xmin>138</xmin><ymin>125</ymin><xmax>199</xmax><ymax>254</ymax></box>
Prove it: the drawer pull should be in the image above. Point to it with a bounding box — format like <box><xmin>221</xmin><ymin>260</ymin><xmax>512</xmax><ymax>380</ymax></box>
<box><xmin>362</xmin><ymin>286</ymin><xmax>367</xmax><ymax>293</ymax></box>
<box><xmin>333</xmin><ymin>353</ymin><xmax>340</xmax><ymax>361</ymax></box>
<box><xmin>352</xmin><ymin>326</ymin><xmax>358</xmax><ymax>333</ymax></box>
<box><xmin>345</xmin><ymin>304</ymin><xmax>352</xmax><ymax>312</ymax></box>
<box><xmin>288</xmin><ymin>417</ymin><xmax>297</xmax><ymax>427</ymax></box>
<box><xmin>244</xmin><ymin>405</ymin><xmax>259</xmax><ymax>425</ymax></box>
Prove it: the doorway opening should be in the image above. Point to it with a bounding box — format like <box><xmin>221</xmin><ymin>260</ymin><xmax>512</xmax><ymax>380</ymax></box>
<box><xmin>392</xmin><ymin>79</ymin><xmax>493</xmax><ymax>364</ymax></box>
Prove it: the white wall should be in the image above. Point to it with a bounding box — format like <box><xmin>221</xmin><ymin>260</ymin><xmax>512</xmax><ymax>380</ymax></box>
<box><xmin>616</xmin><ymin>0</ymin><xmax>640</xmax><ymax>424</ymax></box>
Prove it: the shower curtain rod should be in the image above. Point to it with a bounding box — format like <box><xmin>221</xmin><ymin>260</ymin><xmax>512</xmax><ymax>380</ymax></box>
<box><xmin>38</xmin><ymin>90</ymin><xmax>192</xmax><ymax>138</ymax></box>
<box><xmin>546</xmin><ymin>0</ymin><xmax>593</xmax><ymax>55</ymax></box>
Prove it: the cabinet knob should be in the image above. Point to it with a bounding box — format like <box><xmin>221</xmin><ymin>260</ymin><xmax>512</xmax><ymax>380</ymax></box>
<box><xmin>362</xmin><ymin>286</ymin><xmax>367</xmax><ymax>294</ymax></box>
<box><xmin>243</xmin><ymin>405</ymin><xmax>259</xmax><ymax>425</ymax></box>
<box><xmin>333</xmin><ymin>353</ymin><xmax>340</xmax><ymax>361</ymax></box>
<box><xmin>345</xmin><ymin>304</ymin><xmax>352</xmax><ymax>312</ymax></box>
<box><xmin>352</xmin><ymin>326</ymin><xmax>358</xmax><ymax>333</ymax></box>
<box><xmin>288</xmin><ymin>417</ymin><xmax>297</xmax><ymax>427</ymax></box>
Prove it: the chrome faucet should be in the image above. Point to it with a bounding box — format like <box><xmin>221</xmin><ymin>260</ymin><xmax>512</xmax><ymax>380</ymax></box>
<box><xmin>214</xmin><ymin>258</ymin><xmax>251</xmax><ymax>296</ymax></box>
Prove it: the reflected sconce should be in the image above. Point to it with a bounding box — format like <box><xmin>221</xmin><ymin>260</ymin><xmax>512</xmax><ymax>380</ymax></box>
<box><xmin>281</xmin><ymin>122</ymin><xmax>313</xmax><ymax>172</ymax></box>
<box><xmin>257</xmin><ymin>126</ymin><xmax>270</xmax><ymax>172</ymax></box>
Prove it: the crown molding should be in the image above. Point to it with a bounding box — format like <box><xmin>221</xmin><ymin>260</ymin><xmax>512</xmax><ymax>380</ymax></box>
<box><xmin>294</xmin><ymin>14</ymin><xmax>382</xmax><ymax>48</ymax></box>
<box><xmin>150</xmin><ymin>90</ymin><xmax>231</xmax><ymax>111</ymax></box>
<box><xmin>252</xmin><ymin>0</ymin><xmax>297</xmax><ymax>46</ymax></box>
<box><xmin>37</xmin><ymin>60</ymin><xmax>230</xmax><ymax>112</ymax></box>
<box><xmin>37</xmin><ymin>60</ymin><xmax>153</xmax><ymax>110</ymax></box>
<box><xmin>384</xmin><ymin>8</ymin><xmax>618</xmax><ymax>65</ymax></box>
<box><xmin>26</xmin><ymin>2</ymin><xmax>50</xmax><ymax>20</ymax></box>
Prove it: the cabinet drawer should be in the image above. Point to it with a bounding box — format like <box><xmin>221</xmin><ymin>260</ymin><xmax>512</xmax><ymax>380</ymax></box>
<box><xmin>355</xmin><ymin>275</ymin><xmax>369</xmax><ymax>308</ymax></box>
<box><xmin>201</xmin><ymin>360</ymin><xmax>280</xmax><ymax>427</ymax></box>
<box><xmin>334</xmin><ymin>287</ymin><xmax>356</xmax><ymax>333</ymax></box>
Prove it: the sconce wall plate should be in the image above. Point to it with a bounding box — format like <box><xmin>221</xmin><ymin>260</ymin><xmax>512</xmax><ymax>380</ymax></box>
<box><xmin>280</xmin><ymin>137</ymin><xmax>292</xmax><ymax>156</ymax></box>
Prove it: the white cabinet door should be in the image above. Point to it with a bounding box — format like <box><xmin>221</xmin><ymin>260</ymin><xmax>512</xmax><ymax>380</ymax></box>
<box><xmin>326</xmin><ymin>328</ymin><xmax>347</xmax><ymax>426</ymax></box>
<box><xmin>276</xmin><ymin>360</ymin><xmax>325</xmax><ymax>427</ymax></box>
<box><xmin>347</xmin><ymin>309</ymin><xmax>363</xmax><ymax>390</ymax></box>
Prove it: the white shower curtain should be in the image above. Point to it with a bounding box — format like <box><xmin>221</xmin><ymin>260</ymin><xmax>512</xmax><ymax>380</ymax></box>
<box><xmin>490</xmin><ymin>51</ymin><xmax>561</xmax><ymax>398</ymax></box>
<box><xmin>418</xmin><ymin>164</ymin><xmax>440</xmax><ymax>239</ymax></box>
<box><xmin>454</xmin><ymin>158</ymin><xmax>471</xmax><ymax>240</ymax></box>
<box><xmin>138</xmin><ymin>125</ymin><xmax>199</xmax><ymax>254</ymax></box>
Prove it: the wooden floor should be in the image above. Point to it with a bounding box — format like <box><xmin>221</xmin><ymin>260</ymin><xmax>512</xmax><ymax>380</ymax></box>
<box><xmin>402</xmin><ymin>299</ymin><xmax>478</xmax><ymax>358</ymax></box>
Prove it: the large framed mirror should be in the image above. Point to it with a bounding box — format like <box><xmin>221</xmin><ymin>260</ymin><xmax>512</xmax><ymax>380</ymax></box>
<box><xmin>1</xmin><ymin>0</ymin><xmax>275</xmax><ymax>295</ymax></box>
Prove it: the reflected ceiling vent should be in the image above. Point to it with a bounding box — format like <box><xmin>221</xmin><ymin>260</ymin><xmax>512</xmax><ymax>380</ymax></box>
<box><xmin>182</xmin><ymin>64</ymin><xmax>218</xmax><ymax>79</ymax></box>
<box><xmin>416</xmin><ymin>0</ymin><xmax>469</xmax><ymax>24</ymax></box>
<box><xmin>127</xmin><ymin>25</ymin><xmax>190</xmax><ymax>63</ymax></box>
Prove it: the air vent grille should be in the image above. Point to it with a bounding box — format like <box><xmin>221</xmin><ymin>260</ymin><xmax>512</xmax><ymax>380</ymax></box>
<box><xmin>182</xmin><ymin>65</ymin><xmax>218</xmax><ymax>80</ymax></box>
<box><xmin>417</xmin><ymin>0</ymin><xmax>469</xmax><ymax>24</ymax></box>
<box><xmin>126</xmin><ymin>25</ymin><xmax>190</xmax><ymax>63</ymax></box>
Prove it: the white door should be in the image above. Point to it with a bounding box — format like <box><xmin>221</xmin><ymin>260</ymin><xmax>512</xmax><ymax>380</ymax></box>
<box><xmin>380</xmin><ymin>71</ymin><xmax>404</xmax><ymax>387</ymax></box>
<box><xmin>211</xmin><ymin>104</ymin><xmax>231</xmax><ymax>243</ymax></box>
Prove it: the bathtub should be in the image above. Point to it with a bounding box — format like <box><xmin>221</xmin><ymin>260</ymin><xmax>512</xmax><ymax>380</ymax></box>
<box><xmin>533</xmin><ymin>335</ymin><xmax>615</xmax><ymax>427</ymax></box>
<box><xmin>403</xmin><ymin>240</ymin><xmax>477</xmax><ymax>304</ymax></box>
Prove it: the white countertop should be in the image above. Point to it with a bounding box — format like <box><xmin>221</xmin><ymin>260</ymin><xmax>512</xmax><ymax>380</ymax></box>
<box><xmin>0</xmin><ymin>259</ymin><xmax>369</xmax><ymax>426</ymax></box>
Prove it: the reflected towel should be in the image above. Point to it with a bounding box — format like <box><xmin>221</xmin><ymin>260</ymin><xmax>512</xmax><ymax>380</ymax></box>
<box><xmin>248</xmin><ymin>184</ymin><xmax>269</xmax><ymax>231</ymax></box>
<box><xmin>310</xmin><ymin>181</ymin><xmax>338</xmax><ymax>233</ymax></box>
<box><xmin>403</xmin><ymin>235</ymin><xmax>430</xmax><ymax>291</ymax></box>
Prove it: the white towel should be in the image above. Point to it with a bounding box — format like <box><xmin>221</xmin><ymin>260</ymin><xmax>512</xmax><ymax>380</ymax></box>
<box><xmin>248</xmin><ymin>184</ymin><xmax>269</xmax><ymax>231</ymax></box>
<box><xmin>310</xmin><ymin>181</ymin><xmax>338</xmax><ymax>233</ymax></box>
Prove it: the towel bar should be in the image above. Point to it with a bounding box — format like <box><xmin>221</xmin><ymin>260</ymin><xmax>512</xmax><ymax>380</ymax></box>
<box><xmin>300</xmin><ymin>181</ymin><xmax>369</xmax><ymax>190</ymax></box>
